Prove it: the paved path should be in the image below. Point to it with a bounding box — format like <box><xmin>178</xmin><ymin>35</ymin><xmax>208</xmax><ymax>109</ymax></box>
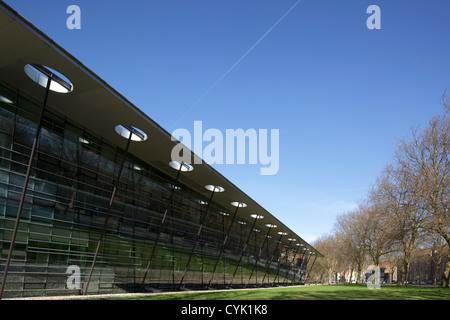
<box><xmin>4</xmin><ymin>284</ymin><xmax>317</xmax><ymax>300</ymax></box>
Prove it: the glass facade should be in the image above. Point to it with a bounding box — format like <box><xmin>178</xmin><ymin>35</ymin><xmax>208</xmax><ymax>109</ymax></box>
<box><xmin>0</xmin><ymin>80</ymin><xmax>310</xmax><ymax>298</ymax></box>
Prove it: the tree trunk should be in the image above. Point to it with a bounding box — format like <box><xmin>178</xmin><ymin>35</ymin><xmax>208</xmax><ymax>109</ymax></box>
<box><xmin>441</xmin><ymin>250</ymin><xmax>450</xmax><ymax>287</ymax></box>
<box><xmin>399</xmin><ymin>253</ymin><xmax>412</xmax><ymax>286</ymax></box>
<box><xmin>349</xmin><ymin>268</ymin><xmax>354</xmax><ymax>284</ymax></box>
<box><xmin>356</xmin><ymin>265</ymin><xmax>362</xmax><ymax>283</ymax></box>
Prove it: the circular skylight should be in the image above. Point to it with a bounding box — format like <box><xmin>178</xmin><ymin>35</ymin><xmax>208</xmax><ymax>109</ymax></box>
<box><xmin>205</xmin><ymin>185</ymin><xmax>225</xmax><ymax>192</ymax></box>
<box><xmin>24</xmin><ymin>64</ymin><xmax>73</xmax><ymax>93</ymax></box>
<box><xmin>230</xmin><ymin>201</ymin><xmax>247</xmax><ymax>208</ymax></box>
<box><xmin>78</xmin><ymin>137</ymin><xmax>90</xmax><ymax>144</ymax></box>
<box><xmin>114</xmin><ymin>125</ymin><xmax>147</xmax><ymax>141</ymax></box>
<box><xmin>250</xmin><ymin>214</ymin><xmax>264</xmax><ymax>219</ymax></box>
<box><xmin>169</xmin><ymin>161</ymin><xmax>194</xmax><ymax>172</ymax></box>
<box><xmin>0</xmin><ymin>95</ymin><xmax>14</xmax><ymax>104</ymax></box>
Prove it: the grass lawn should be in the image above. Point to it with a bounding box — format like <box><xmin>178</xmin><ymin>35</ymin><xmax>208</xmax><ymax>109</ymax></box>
<box><xmin>99</xmin><ymin>284</ymin><xmax>450</xmax><ymax>300</ymax></box>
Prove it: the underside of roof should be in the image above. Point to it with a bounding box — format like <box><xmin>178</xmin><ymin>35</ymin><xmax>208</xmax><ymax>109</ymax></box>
<box><xmin>0</xmin><ymin>1</ymin><xmax>322</xmax><ymax>257</ymax></box>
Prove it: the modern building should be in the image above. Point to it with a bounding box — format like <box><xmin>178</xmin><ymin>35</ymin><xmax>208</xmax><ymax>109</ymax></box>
<box><xmin>0</xmin><ymin>2</ymin><xmax>321</xmax><ymax>298</ymax></box>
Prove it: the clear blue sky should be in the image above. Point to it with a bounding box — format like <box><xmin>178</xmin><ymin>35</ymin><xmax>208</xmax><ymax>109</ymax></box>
<box><xmin>5</xmin><ymin>0</ymin><xmax>450</xmax><ymax>243</ymax></box>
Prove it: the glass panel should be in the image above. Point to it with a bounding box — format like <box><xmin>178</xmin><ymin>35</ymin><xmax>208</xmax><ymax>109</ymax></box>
<box><xmin>0</xmin><ymin>197</ymin><xmax>6</xmax><ymax>217</ymax></box>
<box><xmin>0</xmin><ymin>82</ymin><xmax>17</xmax><ymax>112</ymax></box>
<box><xmin>0</xmin><ymin>80</ymin><xmax>287</xmax><ymax>296</ymax></box>
<box><xmin>0</xmin><ymin>133</ymin><xmax>12</xmax><ymax>171</ymax></box>
<box><xmin>17</xmin><ymin>95</ymin><xmax>40</xmax><ymax>125</ymax></box>
<box><xmin>0</xmin><ymin>107</ymin><xmax>15</xmax><ymax>135</ymax></box>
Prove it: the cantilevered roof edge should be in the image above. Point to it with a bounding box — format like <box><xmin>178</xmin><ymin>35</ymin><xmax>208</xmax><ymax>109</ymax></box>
<box><xmin>0</xmin><ymin>1</ymin><xmax>323</xmax><ymax>258</ymax></box>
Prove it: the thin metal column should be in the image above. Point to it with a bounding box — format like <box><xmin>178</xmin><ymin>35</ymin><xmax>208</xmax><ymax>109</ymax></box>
<box><xmin>304</xmin><ymin>252</ymin><xmax>317</xmax><ymax>284</ymax></box>
<box><xmin>245</xmin><ymin>224</ymin><xmax>274</xmax><ymax>287</ymax></box>
<box><xmin>179</xmin><ymin>188</ymin><xmax>217</xmax><ymax>287</ymax></box>
<box><xmin>272</xmin><ymin>238</ymin><xmax>293</xmax><ymax>286</ymax></box>
<box><xmin>291</xmin><ymin>246</ymin><xmax>305</xmax><ymax>284</ymax></box>
<box><xmin>0</xmin><ymin>78</ymin><xmax>52</xmax><ymax>300</ymax></box>
<box><xmin>283</xmin><ymin>241</ymin><xmax>300</xmax><ymax>285</ymax></box>
<box><xmin>296</xmin><ymin>248</ymin><xmax>308</xmax><ymax>283</ymax></box>
<box><xmin>261</xmin><ymin>232</ymin><xmax>285</xmax><ymax>285</ymax></box>
<box><xmin>207</xmin><ymin>202</ymin><xmax>245</xmax><ymax>288</ymax></box>
<box><xmin>141</xmin><ymin>164</ymin><xmax>183</xmax><ymax>287</ymax></box>
<box><xmin>84</xmin><ymin>132</ymin><xmax>133</xmax><ymax>295</ymax></box>
<box><xmin>228</xmin><ymin>214</ymin><xmax>262</xmax><ymax>287</ymax></box>
<box><xmin>301</xmin><ymin>250</ymin><xmax>311</xmax><ymax>283</ymax></box>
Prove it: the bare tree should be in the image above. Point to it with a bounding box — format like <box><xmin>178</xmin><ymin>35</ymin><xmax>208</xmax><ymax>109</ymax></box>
<box><xmin>311</xmin><ymin>234</ymin><xmax>343</xmax><ymax>284</ymax></box>
<box><xmin>371</xmin><ymin>163</ymin><xmax>427</xmax><ymax>285</ymax></box>
<box><xmin>334</xmin><ymin>207</ymin><xmax>370</xmax><ymax>283</ymax></box>
<box><xmin>363</xmin><ymin>199</ymin><xmax>398</xmax><ymax>268</ymax></box>
<box><xmin>313</xmin><ymin>94</ymin><xmax>449</xmax><ymax>287</ymax></box>
<box><xmin>395</xmin><ymin>113</ymin><xmax>449</xmax><ymax>286</ymax></box>
<box><xmin>442</xmin><ymin>89</ymin><xmax>449</xmax><ymax>114</ymax></box>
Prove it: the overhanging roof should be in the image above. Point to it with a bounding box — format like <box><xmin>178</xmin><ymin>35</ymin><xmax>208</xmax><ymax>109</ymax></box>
<box><xmin>0</xmin><ymin>2</ymin><xmax>322</xmax><ymax>257</ymax></box>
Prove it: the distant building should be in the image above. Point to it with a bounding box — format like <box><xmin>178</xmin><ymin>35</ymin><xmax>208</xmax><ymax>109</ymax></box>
<box><xmin>347</xmin><ymin>246</ymin><xmax>448</xmax><ymax>285</ymax></box>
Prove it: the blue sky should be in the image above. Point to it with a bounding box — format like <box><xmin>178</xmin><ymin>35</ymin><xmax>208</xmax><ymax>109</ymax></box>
<box><xmin>5</xmin><ymin>0</ymin><xmax>450</xmax><ymax>243</ymax></box>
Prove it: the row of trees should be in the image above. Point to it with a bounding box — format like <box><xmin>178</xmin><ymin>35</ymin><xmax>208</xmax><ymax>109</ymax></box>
<box><xmin>310</xmin><ymin>93</ymin><xmax>449</xmax><ymax>287</ymax></box>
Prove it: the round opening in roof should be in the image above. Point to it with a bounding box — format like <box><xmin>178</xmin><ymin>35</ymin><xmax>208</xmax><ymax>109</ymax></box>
<box><xmin>78</xmin><ymin>137</ymin><xmax>90</xmax><ymax>144</ymax></box>
<box><xmin>169</xmin><ymin>161</ymin><xmax>194</xmax><ymax>172</ymax></box>
<box><xmin>205</xmin><ymin>185</ymin><xmax>225</xmax><ymax>192</ymax></box>
<box><xmin>231</xmin><ymin>202</ymin><xmax>247</xmax><ymax>208</ymax></box>
<box><xmin>0</xmin><ymin>95</ymin><xmax>14</xmax><ymax>104</ymax></box>
<box><xmin>250</xmin><ymin>214</ymin><xmax>264</xmax><ymax>219</ymax></box>
<box><xmin>114</xmin><ymin>125</ymin><xmax>147</xmax><ymax>142</ymax></box>
<box><xmin>24</xmin><ymin>64</ymin><xmax>73</xmax><ymax>93</ymax></box>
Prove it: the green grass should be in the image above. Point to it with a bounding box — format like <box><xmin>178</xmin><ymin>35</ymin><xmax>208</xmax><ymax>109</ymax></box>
<box><xmin>99</xmin><ymin>284</ymin><xmax>450</xmax><ymax>300</ymax></box>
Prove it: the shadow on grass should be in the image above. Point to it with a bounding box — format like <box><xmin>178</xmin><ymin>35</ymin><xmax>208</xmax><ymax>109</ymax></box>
<box><xmin>102</xmin><ymin>284</ymin><xmax>450</xmax><ymax>301</ymax></box>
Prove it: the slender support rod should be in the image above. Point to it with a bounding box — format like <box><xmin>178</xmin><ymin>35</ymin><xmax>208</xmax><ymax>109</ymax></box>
<box><xmin>261</xmin><ymin>233</ymin><xmax>283</xmax><ymax>285</ymax></box>
<box><xmin>297</xmin><ymin>249</ymin><xmax>308</xmax><ymax>283</ymax></box>
<box><xmin>179</xmin><ymin>189</ymin><xmax>216</xmax><ymax>287</ymax></box>
<box><xmin>283</xmin><ymin>244</ymin><xmax>300</xmax><ymax>284</ymax></box>
<box><xmin>245</xmin><ymin>226</ymin><xmax>272</xmax><ymax>287</ymax></box>
<box><xmin>141</xmin><ymin>165</ymin><xmax>182</xmax><ymax>286</ymax></box>
<box><xmin>290</xmin><ymin>247</ymin><xmax>303</xmax><ymax>284</ymax></box>
<box><xmin>207</xmin><ymin>204</ymin><xmax>241</xmax><ymax>288</ymax></box>
<box><xmin>84</xmin><ymin>133</ymin><xmax>133</xmax><ymax>295</ymax></box>
<box><xmin>272</xmin><ymin>239</ymin><xmax>293</xmax><ymax>286</ymax></box>
<box><xmin>229</xmin><ymin>216</ymin><xmax>259</xmax><ymax>287</ymax></box>
<box><xmin>0</xmin><ymin>78</ymin><xmax>52</xmax><ymax>300</ymax></box>
<box><xmin>304</xmin><ymin>253</ymin><xmax>317</xmax><ymax>284</ymax></box>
